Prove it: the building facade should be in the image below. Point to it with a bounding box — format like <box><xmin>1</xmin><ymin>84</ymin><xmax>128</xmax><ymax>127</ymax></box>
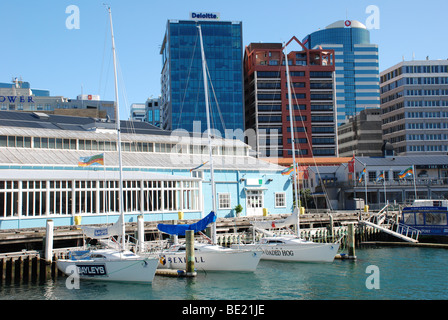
<box><xmin>146</xmin><ymin>97</ymin><xmax>161</xmax><ymax>127</ymax></box>
<box><xmin>338</xmin><ymin>108</ymin><xmax>383</xmax><ymax>157</ymax></box>
<box><xmin>129</xmin><ymin>103</ymin><xmax>146</xmax><ymax>121</ymax></box>
<box><xmin>160</xmin><ymin>16</ymin><xmax>244</xmax><ymax>134</ymax></box>
<box><xmin>380</xmin><ymin>59</ymin><xmax>448</xmax><ymax>155</ymax></box>
<box><xmin>306</xmin><ymin>155</ymin><xmax>448</xmax><ymax>210</ymax></box>
<box><xmin>0</xmin><ymin>111</ymin><xmax>291</xmax><ymax>230</ymax></box>
<box><xmin>303</xmin><ymin>20</ymin><xmax>380</xmax><ymax>125</ymax></box>
<box><xmin>244</xmin><ymin>37</ymin><xmax>337</xmax><ymax>158</ymax></box>
<box><xmin>0</xmin><ymin>79</ymin><xmax>115</xmax><ymax>120</ymax></box>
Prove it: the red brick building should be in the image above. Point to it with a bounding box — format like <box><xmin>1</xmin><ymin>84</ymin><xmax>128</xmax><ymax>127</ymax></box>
<box><xmin>244</xmin><ymin>37</ymin><xmax>336</xmax><ymax>159</ymax></box>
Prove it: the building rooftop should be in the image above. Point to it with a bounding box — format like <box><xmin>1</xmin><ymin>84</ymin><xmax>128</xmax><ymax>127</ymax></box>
<box><xmin>325</xmin><ymin>20</ymin><xmax>367</xmax><ymax>29</ymax></box>
<box><xmin>261</xmin><ymin>157</ymin><xmax>353</xmax><ymax>167</ymax></box>
<box><xmin>0</xmin><ymin>110</ymin><xmax>281</xmax><ymax>171</ymax></box>
<box><xmin>356</xmin><ymin>155</ymin><xmax>448</xmax><ymax>167</ymax></box>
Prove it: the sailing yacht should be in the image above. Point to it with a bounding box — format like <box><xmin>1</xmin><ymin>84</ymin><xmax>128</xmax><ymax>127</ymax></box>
<box><xmin>56</xmin><ymin>6</ymin><xmax>158</xmax><ymax>283</ymax></box>
<box><xmin>231</xmin><ymin>46</ymin><xmax>340</xmax><ymax>263</ymax></box>
<box><xmin>231</xmin><ymin>208</ymin><xmax>339</xmax><ymax>262</ymax></box>
<box><xmin>156</xmin><ymin>25</ymin><xmax>262</xmax><ymax>272</ymax></box>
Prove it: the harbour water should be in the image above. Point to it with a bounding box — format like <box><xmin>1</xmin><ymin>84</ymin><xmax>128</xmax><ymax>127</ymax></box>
<box><xmin>0</xmin><ymin>246</ymin><xmax>447</xmax><ymax>301</ymax></box>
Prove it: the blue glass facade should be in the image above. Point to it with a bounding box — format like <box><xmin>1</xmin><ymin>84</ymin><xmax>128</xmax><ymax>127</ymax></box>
<box><xmin>303</xmin><ymin>21</ymin><xmax>380</xmax><ymax>125</ymax></box>
<box><xmin>160</xmin><ymin>20</ymin><xmax>244</xmax><ymax>134</ymax></box>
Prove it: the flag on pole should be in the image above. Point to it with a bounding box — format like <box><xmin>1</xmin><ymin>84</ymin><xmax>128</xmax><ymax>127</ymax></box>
<box><xmin>398</xmin><ymin>166</ymin><xmax>413</xmax><ymax>179</ymax></box>
<box><xmin>78</xmin><ymin>153</ymin><xmax>104</xmax><ymax>167</ymax></box>
<box><xmin>376</xmin><ymin>172</ymin><xmax>384</xmax><ymax>182</ymax></box>
<box><xmin>190</xmin><ymin>161</ymin><xmax>208</xmax><ymax>172</ymax></box>
<box><xmin>358</xmin><ymin>168</ymin><xmax>366</xmax><ymax>183</ymax></box>
<box><xmin>348</xmin><ymin>155</ymin><xmax>355</xmax><ymax>173</ymax></box>
<box><xmin>281</xmin><ymin>165</ymin><xmax>294</xmax><ymax>175</ymax></box>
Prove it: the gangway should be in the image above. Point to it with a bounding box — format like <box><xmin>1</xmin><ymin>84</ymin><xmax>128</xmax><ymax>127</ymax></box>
<box><xmin>359</xmin><ymin>205</ymin><xmax>420</xmax><ymax>243</ymax></box>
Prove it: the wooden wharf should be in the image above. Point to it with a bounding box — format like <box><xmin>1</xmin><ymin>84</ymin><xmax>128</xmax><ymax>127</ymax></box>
<box><xmin>0</xmin><ymin>211</ymin><xmax>364</xmax><ymax>251</ymax></box>
<box><xmin>0</xmin><ymin>211</ymin><xmax>382</xmax><ymax>282</ymax></box>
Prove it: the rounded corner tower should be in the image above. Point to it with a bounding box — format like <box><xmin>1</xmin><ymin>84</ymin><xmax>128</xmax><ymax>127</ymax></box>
<box><xmin>303</xmin><ymin>19</ymin><xmax>379</xmax><ymax>125</ymax></box>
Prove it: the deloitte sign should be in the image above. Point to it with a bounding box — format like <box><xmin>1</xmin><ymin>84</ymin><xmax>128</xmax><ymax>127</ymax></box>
<box><xmin>190</xmin><ymin>12</ymin><xmax>220</xmax><ymax>20</ymax></box>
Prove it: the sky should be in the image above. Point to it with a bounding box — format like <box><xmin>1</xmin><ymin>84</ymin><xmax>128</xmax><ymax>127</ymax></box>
<box><xmin>0</xmin><ymin>0</ymin><xmax>447</xmax><ymax>120</ymax></box>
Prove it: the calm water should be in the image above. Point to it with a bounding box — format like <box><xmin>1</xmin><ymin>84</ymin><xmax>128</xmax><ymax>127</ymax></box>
<box><xmin>0</xmin><ymin>247</ymin><xmax>447</xmax><ymax>300</ymax></box>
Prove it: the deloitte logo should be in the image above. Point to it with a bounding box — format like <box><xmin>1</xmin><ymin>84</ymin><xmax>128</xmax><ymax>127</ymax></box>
<box><xmin>190</xmin><ymin>12</ymin><xmax>220</xmax><ymax>20</ymax></box>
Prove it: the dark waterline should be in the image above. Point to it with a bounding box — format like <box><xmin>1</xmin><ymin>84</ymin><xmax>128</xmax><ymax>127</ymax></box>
<box><xmin>0</xmin><ymin>247</ymin><xmax>447</xmax><ymax>300</ymax></box>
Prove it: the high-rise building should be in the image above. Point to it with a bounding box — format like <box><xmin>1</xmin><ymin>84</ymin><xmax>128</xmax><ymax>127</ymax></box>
<box><xmin>337</xmin><ymin>108</ymin><xmax>383</xmax><ymax>157</ymax></box>
<box><xmin>159</xmin><ymin>14</ymin><xmax>244</xmax><ymax>134</ymax></box>
<box><xmin>244</xmin><ymin>37</ymin><xmax>336</xmax><ymax>158</ymax></box>
<box><xmin>303</xmin><ymin>20</ymin><xmax>380</xmax><ymax>125</ymax></box>
<box><xmin>380</xmin><ymin>59</ymin><xmax>448</xmax><ymax>155</ymax></box>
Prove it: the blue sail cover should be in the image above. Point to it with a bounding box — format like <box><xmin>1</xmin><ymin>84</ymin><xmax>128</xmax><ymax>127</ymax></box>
<box><xmin>157</xmin><ymin>211</ymin><xmax>217</xmax><ymax>236</ymax></box>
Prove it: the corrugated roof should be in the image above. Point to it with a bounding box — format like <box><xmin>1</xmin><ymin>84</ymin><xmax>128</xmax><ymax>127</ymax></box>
<box><xmin>0</xmin><ymin>148</ymin><xmax>284</xmax><ymax>171</ymax></box>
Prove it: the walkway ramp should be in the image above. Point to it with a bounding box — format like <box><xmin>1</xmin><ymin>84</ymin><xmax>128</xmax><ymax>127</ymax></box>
<box><xmin>360</xmin><ymin>206</ymin><xmax>420</xmax><ymax>243</ymax></box>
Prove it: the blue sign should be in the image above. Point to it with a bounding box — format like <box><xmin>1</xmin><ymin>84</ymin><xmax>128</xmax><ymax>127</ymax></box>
<box><xmin>0</xmin><ymin>96</ymin><xmax>34</xmax><ymax>103</ymax></box>
<box><xmin>190</xmin><ymin>12</ymin><xmax>220</xmax><ymax>20</ymax></box>
<box><xmin>94</xmin><ymin>228</ymin><xmax>109</xmax><ymax>237</ymax></box>
<box><xmin>77</xmin><ymin>264</ymin><xmax>107</xmax><ymax>276</ymax></box>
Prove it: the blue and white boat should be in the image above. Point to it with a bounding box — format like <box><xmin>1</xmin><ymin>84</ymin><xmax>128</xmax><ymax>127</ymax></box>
<box><xmin>401</xmin><ymin>200</ymin><xmax>448</xmax><ymax>236</ymax></box>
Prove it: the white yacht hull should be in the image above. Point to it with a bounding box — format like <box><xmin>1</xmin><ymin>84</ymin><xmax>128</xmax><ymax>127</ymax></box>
<box><xmin>232</xmin><ymin>242</ymin><xmax>339</xmax><ymax>263</ymax></box>
<box><xmin>57</xmin><ymin>256</ymin><xmax>159</xmax><ymax>283</ymax></box>
<box><xmin>158</xmin><ymin>244</ymin><xmax>262</xmax><ymax>272</ymax></box>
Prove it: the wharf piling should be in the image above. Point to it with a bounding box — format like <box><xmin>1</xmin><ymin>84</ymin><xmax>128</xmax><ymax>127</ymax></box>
<box><xmin>185</xmin><ymin>230</ymin><xmax>197</xmax><ymax>277</ymax></box>
<box><xmin>0</xmin><ymin>252</ymin><xmax>62</xmax><ymax>284</ymax></box>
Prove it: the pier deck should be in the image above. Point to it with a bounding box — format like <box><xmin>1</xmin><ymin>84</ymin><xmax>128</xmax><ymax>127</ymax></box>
<box><xmin>0</xmin><ymin>211</ymin><xmax>363</xmax><ymax>251</ymax></box>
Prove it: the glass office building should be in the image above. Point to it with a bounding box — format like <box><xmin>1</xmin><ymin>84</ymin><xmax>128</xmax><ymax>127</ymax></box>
<box><xmin>303</xmin><ymin>20</ymin><xmax>380</xmax><ymax>125</ymax></box>
<box><xmin>160</xmin><ymin>18</ymin><xmax>244</xmax><ymax>135</ymax></box>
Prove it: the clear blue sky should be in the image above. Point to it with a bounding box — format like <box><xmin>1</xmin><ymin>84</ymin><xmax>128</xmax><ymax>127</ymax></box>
<box><xmin>1</xmin><ymin>0</ymin><xmax>447</xmax><ymax>120</ymax></box>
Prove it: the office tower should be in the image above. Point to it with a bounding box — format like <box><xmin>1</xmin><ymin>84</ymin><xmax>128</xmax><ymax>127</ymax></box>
<box><xmin>381</xmin><ymin>59</ymin><xmax>448</xmax><ymax>155</ymax></box>
<box><xmin>303</xmin><ymin>20</ymin><xmax>380</xmax><ymax>125</ymax></box>
<box><xmin>160</xmin><ymin>15</ymin><xmax>244</xmax><ymax>134</ymax></box>
<box><xmin>244</xmin><ymin>38</ymin><xmax>336</xmax><ymax>158</ymax></box>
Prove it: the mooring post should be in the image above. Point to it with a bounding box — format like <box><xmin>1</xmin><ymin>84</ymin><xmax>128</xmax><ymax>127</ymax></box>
<box><xmin>185</xmin><ymin>230</ymin><xmax>196</xmax><ymax>276</ymax></box>
<box><xmin>45</xmin><ymin>220</ymin><xmax>54</xmax><ymax>264</ymax></box>
<box><xmin>328</xmin><ymin>214</ymin><xmax>334</xmax><ymax>243</ymax></box>
<box><xmin>137</xmin><ymin>214</ymin><xmax>144</xmax><ymax>253</ymax></box>
<box><xmin>347</xmin><ymin>223</ymin><xmax>356</xmax><ymax>259</ymax></box>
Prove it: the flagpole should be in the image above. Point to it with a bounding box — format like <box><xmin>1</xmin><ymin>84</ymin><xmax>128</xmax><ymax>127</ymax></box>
<box><xmin>413</xmin><ymin>164</ymin><xmax>417</xmax><ymax>200</ymax></box>
<box><xmin>383</xmin><ymin>170</ymin><xmax>387</xmax><ymax>207</ymax></box>
<box><xmin>364</xmin><ymin>166</ymin><xmax>367</xmax><ymax>207</ymax></box>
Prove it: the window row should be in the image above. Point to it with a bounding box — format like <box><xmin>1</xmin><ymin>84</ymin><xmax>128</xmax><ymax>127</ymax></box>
<box><xmin>0</xmin><ymin>179</ymin><xmax>200</xmax><ymax>218</ymax></box>
<box><xmin>0</xmin><ymin>135</ymin><xmax>247</xmax><ymax>156</ymax></box>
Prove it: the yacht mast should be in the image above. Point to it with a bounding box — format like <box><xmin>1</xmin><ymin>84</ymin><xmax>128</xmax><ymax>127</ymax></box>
<box><xmin>198</xmin><ymin>25</ymin><xmax>217</xmax><ymax>244</ymax></box>
<box><xmin>107</xmin><ymin>6</ymin><xmax>126</xmax><ymax>250</ymax></box>
<box><xmin>284</xmin><ymin>45</ymin><xmax>301</xmax><ymax>236</ymax></box>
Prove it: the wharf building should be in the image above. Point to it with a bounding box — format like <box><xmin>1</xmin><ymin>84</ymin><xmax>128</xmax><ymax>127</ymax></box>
<box><xmin>0</xmin><ymin>111</ymin><xmax>290</xmax><ymax>230</ymax></box>
<box><xmin>244</xmin><ymin>37</ymin><xmax>337</xmax><ymax>158</ymax></box>
<box><xmin>159</xmin><ymin>14</ymin><xmax>244</xmax><ymax>134</ymax></box>
<box><xmin>306</xmin><ymin>154</ymin><xmax>448</xmax><ymax>210</ymax></box>
<box><xmin>380</xmin><ymin>59</ymin><xmax>448</xmax><ymax>155</ymax></box>
<box><xmin>303</xmin><ymin>20</ymin><xmax>380</xmax><ymax>125</ymax></box>
<box><xmin>0</xmin><ymin>78</ymin><xmax>115</xmax><ymax>120</ymax></box>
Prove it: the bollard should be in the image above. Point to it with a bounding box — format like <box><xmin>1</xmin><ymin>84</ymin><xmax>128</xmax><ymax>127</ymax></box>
<box><xmin>185</xmin><ymin>230</ymin><xmax>196</xmax><ymax>276</ymax></box>
<box><xmin>45</xmin><ymin>220</ymin><xmax>54</xmax><ymax>264</ymax></box>
<box><xmin>347</xmin><ymin>223</ymin><xmax>356</xmax><ymax>259</ymax></box>
<box><xmin>137</xmin><ymin>214</ymin><xmax>144</xmax><ymax>253</ymax></box>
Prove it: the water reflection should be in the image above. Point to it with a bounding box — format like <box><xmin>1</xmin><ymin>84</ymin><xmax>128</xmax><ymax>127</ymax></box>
<box><xmin>0</xmin><ymin>248</ymin><xmax>447</xmax><ymax>300</ymax></box>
